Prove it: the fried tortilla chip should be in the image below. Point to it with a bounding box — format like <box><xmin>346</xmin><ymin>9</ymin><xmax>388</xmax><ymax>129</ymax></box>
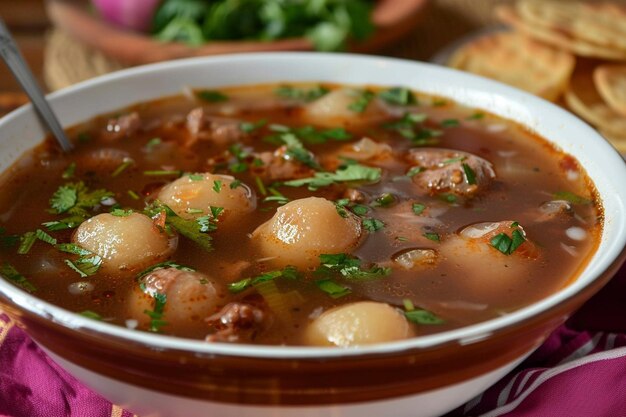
<box><xmin>496</xmin><ymin>5</ymin><xmax>626</xmax><ymax>61</ymax></box>
<box><xmin>593</xmin><ymin>65</ymin><xmax>626</xmax><ymax>117</ymax></box>
<box><xmin>448</xmin><ymin>31</ymin><xmax>574</xmax><ymax>101</ymax></box>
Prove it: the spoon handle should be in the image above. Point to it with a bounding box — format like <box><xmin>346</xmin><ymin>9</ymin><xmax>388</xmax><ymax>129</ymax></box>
<box><xmin>0</xmin><ymin>18</ymin><xmax>73</xmax><ymax>152</ymax></box>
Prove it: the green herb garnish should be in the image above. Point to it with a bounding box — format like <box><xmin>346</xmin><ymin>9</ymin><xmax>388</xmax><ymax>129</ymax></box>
<box><xmin>196</xmin><ymin>90</ymin><xmax>228</xmax><ymax>102</ymax></box>
<box><xmin>316</xmin><ymin>279</ymin><xmax>351</xmax><ymax>298</ymax></box>
<box><xmin>405</xmin><ymin>309</ymin><xmax>445</xmax><ymax>325</ymax></box>
<box><xmin>240</xmin><ymin>119</ymin><xmax>267</xmax><ymax>133</ymax></box>
<box><xmin>348</xmin><ymin>89</ymin><xmax>375</xmax><ymax>113</ymax></box>
<box><xmin>412</xmin><ymin>203</ymin><xmax>426</xmax><ymax>215</ymax></box>
<box><xmin>0</xmin><ymin>262</ymin><xmax>36</xmax><ymax>292</ymax></box>
<box><xmin>363</xmin><ymin>218</ymin><xmax>385</xmax><ymax>232</ymax></box>
<box><xmin>62</xmin><ymin>162</ymin><xmax>76</xmax><ymax>179</ymax></box>
<box><xmin>137</xmin><ymin>261</ymin><xmax>195</xmax><ymax>279</ymax></box>
<box><xmin>283</xmin><ymin>163</ymin><xmax>381</xmax><ymax>191</ymax></box>
<box><xmin>275</xmin><ymin>85</ymin><xmax>329</xmax><ymax>102</ymax></box>
<box><xmin>378</xmin><ymin>87</ymin><xmax>416</xmax><ymax>106</ymax></box>
<box><xmin>144</xmin><ymin>292</ymin><xmax>168</xmax><ymax>332</ymax></box>
<box><xmin>143</xmin><ymin>170</ymin><xmax>182</xmax><ymax>177</ymax></box>
<box><xmin>228</xmin><ymin>266</ymin><xmax>300</xmax><ymax>293</ymax></box>
<box><xmin>79</xmin><ymin>310</ymin><xmax>102</xmax><ymax>320</ymax></box>
<box><xmin>462</xmin><ymin>163</ymin><xmax>477</xmax><ymax>185</ymax></box>
<box><xmin>553</xmin><ymin>191</ymin><xmax>592</xmax><ymax>205</ymax></box>
<box><xmin>490</xmin><ymin>225</ymin><xmax>527</xmax><ymax>255</ymax></box>
<box><xmin>316</xmin><ymin>253</ymin><xmax>390</xmax><ymax>280</ymax></box>
<box><xmin>423</xmin><ymin>232</ymin><xmax>440</xmax><ymax>242</ymax></box>
<box><xmin>111</xmin><ymin>158</ymin><xmax>134</xmax><ymax>177</ymax></box>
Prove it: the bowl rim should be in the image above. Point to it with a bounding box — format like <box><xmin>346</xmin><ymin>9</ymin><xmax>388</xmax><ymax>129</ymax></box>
<box><xmin>1</xmin><ymin>52</ymin><xmax>625</xmax><ymax>359</ymax></box>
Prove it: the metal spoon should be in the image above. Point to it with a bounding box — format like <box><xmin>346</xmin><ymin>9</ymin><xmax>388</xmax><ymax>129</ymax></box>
<box><xmin>0</xmin><ymin>18</ymin><xmax>73</xmax><ymax>152</ymax></box>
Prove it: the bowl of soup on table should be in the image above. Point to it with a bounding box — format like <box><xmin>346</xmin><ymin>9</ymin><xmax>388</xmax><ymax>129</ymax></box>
<box><xmin>0</xmin><ymin>54</ymin><xmax>624</xmax><ymax>417</ymax></box>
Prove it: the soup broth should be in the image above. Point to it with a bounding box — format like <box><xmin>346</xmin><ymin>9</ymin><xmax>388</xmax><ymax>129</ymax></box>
<box><xmin>0</xmin><ymin>83</ymin><xmax>601</xmax><ymax>346</ymax></box>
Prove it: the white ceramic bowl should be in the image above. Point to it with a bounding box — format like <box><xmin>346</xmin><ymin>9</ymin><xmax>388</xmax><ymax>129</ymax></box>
<box><xmin>0</xmin><ymin>53</ymin><xmax>625</xmax><ymax>417</ymax></box>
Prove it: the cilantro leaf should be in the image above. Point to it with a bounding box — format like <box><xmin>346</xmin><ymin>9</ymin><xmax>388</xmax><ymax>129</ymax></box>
<box><xmin>316</xmin><ymin>279</ymin><xmax>351</xmax><ymax>298</ymax></box>
<box><xmin>0</xmin><ymin>262</ymin><xmax>36</xmax><ymax>292</ymax></box>
<box><xmin>283</xmin><ymin>163</ymin><xmax>381</xmax><ymax>191</ymax></box>
<box><xmin>228</xmin><ymin>266</ymin><xmax>300</xmax><ymax>293</ymax></box>
<box><xmin>378</xmin><ymin>87</ymin><xmax>416</xmax><ymax>106</ymax></box>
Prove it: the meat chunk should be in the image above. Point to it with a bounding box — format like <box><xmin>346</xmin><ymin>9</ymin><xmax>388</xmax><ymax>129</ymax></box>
<box><xmin>407</xmin><ymin>148</ymin><xmax>495</xmax><ymax>197</ymax></box>
<box><xmin>185</xmin><ymin>107</ymin><xmax>244</xmax><ymax>147</ymax></box>
<box><xmin>205</xmin><ymin>302</ymin><xmax>266</xmax><ymax>343</ymax></box>
<box><xmin>252</xmin><ymin>146</ymin><xmax>315</xmax><ymax>182</ymax></box>
<box><xmin>101</xmin><ymin>112</ymin><xmax>141</xmax><ymax>142</ymax></box>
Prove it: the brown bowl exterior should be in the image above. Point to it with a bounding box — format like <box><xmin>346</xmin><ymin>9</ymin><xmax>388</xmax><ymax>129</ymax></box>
<box><xmin>1</xmin><ymin>251</ymin><xmax>623</xmax><ymax>406</ymax></box>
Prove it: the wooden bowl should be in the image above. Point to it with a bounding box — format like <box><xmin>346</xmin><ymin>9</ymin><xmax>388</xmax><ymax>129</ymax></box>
<box><xmin>46</xmin><ymin>0</ymin><xmax>430</xmax><ymax>66</ymax></box>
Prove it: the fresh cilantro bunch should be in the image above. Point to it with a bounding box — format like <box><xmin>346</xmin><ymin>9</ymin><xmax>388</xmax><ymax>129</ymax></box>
<box><xmin>152</xmin><ymin>0</ymin><xmax>375</xmax><ymax>51</ymax></box>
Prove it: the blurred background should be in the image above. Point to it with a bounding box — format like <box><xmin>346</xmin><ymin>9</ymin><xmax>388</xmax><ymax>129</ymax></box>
<box><xmin>0</xmin><ymin>0</ymin><xmax>516</xmax><ymax>115</ymax></box>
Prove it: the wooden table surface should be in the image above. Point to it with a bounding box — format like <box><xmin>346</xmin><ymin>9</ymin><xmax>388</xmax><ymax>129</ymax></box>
<box><xmin>0</xmin><ymin>0</ymin><xmax>49</xmax><ymax>114</ymax></box>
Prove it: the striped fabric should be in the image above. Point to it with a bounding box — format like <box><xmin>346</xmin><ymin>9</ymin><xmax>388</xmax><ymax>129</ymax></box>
<box><xmin>0</xmin><ymin>264</ymin><xmax>625</xmax><ymax>417</ymax></box>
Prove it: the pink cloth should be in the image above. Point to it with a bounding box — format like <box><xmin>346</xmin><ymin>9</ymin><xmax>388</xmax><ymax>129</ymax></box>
<box><xmin>0</xmin><ymin>264</ymin><xmax>625</xmax><ymax>417</ymax></box>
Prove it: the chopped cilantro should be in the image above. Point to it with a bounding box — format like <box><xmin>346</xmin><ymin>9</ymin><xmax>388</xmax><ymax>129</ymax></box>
<box><xmin>553</xmin><ymin>191</ymin><xmax>591</xmax><ymax>205</ymax></box>
<box><xmin>144</xmin><ymin>292</ymin><xmax>168</xmax><ymax>332</ymax></box>
<box><xmin>374</xmin><ymin>193</ymin><xmax>396</xmax><ymax>207</ymax></box>
<box><xmin>196</xmin><ymin>90</ymin><xmax>228</xmax><ymax>102</ymax></box>
<box><xmin>137</xmin><ymin>261</ymin><xmax>195</xmax><ymax>279</ymax></box>
<box><xmin>240</xmin><ymin>119</ymin><xmax>267</xmax><ymax>133</ymax></box>
<box><xmin>50</xmin><ymin>185</ymin><xmax>77</xmax><ymax>214</ymax></box>
<box><xmin>17</xmin><ymin>232</ymin><xmax>37</xmax><ymax>254</ymax></box>
<box><xmin>0</xmin><ymin>262</ymin><xmax>36</xmax><ymax>292</ymax></box>
<box><xmin>423</xmin><ymin>232</ymin><xmax>440</xmax><ymax>242</ymax></box>
<box><xmin>439</xmin><ymin>193</ymin><xmax>458</xmax><ymax>204</ymax></box>
<box><xmin>144</xmin><ymin>137</ymin><xmax>162</xmax><ymax>152</ymax></box>
<box><xmin>42</xmin><ymin>216</ymin><xmax>84</xmax><ymax>231</ymax></box>
<box><xmin>228</xmin><ymin>266</ymin><xmax>300</xmax><ymax>293</ymax></box>
<box><xmin>280</xmin><ymin>133</ymin><xmax>321</xmax><ymax>170</ymax></box>
<box><xmin>145</xmin><ymin>203</ymin><xmax>214</xmax><ymax>251</ymax></box>
<box><xmin>412</xmin><ymin>203</ymin><xmax>426</xmax><ymax>215</ymax></box>
<box><xmin>351</xmin><ymin>204</ymin><xmax>369</xmax><ymax>216</ymax></box>
<box><xmin>127</xmin><ymin>190</ymin><xmax>140</xmax><ymax>200</ymax></box>
<box><xmin>62</xmin><ymin>162</ymin><xmax>76</xmax><ymax>179</ymax></box>
<box><xmin>441</xmin><ymin>119</ymin><xmax>460</xmax><ymax>128</ymax></box>
<box><xmin>275</xmin><ymin>85</ymin><xmax>329</xmax><ymax>102</ymax></box>
<box><xmin>384</xmin><ymin>113</ymin><xmax>440</xmax><ymax>146</ymax></box>
<box><xmin>49</xmin><ymin>182</ymin><xmax>114</xmax><ymax>219</ymax></box>
<box><xmin>255</xmin><ymin>176</ymin><xmax>267</xmax><ymax>196</ymax></box>
<box><xmin>490</xmin><ymin>227</ymin><xmax>527</xmax><ymax>255</ymax></box>
<box><xmin>316</xmin><ymin>253</ymin><xmax>391</xmax><ymax>281</ymax></box>
<box><xmin>143</xmin><ymin>170</ymin><xmax>182</xmax><ymax>177</ymax></box>
<box><xmin>462</xmin><ymin>163</ymin><xmax>477</xmax><ymax>185</ymax></box>
<box><xmin>442</xmin><ymin>156</ymin><xmax>466</xmax><ymax>165</ymax></box>
<box><xmin>406</xmin><ymin>166</ymin><xmax>425</xmax><ymax>177</ymax></box>
<box><xmin>79</xmin><ymin>310</ymin><xmax>102</xmax><ymax>320</ymax></box>
<box><xmin>348</xmin><ymin>90</ymin><xmax>375</xmax><ymax>113</ymax></box>
<box><xmin>283</xmin><ymin>163</ymin><xmax>381</xmax><ymax>191</ymax></box>
<box><xmin>378</xmin><ymin>87</ymin><xmax>416</xmax><ymax>106</ymax></box>
<box><xmin>0</xmin><ymin>228</ymin><xmax>18</xmax><ymax>248</ymax></box>
<box><xmin>188</xmin><ymin>174</ymin><xmax>204</xmax><ymax>181</ymax></box>
<box><xmin>405</xmin><ymin>309</ymin><xmax>445</xmax><ymax>325</ymax></box>
<box><xmin>316</xmin><ymin>279</ymin><xmax>351</xmax><ymax>298</ymax></box>
<box><xmin>229</xmin><ymin>179</ymin><xmax>242</xmax><ymax>190</ymax></box>
<box><xmin>110</xmin><ymin>208</ymin><xmax>133</xmax><ymax>217</ymax></box>
<box><xmin>35</xmin><ymin>229</ymin><xmax>57</xmax><ymax>245</ymax></box>
<box><xmin>212</xmin><ymin>180</ymin><xmax>223</xmax><ymax>193</ymax></box>
<box><xmin>265</xmin><ymin>125</ymin><xmax>352</xmax><ymax>145</ymax></box>
<box><xmin>467</xmin><ymin>112</ymin><xmax>485</xmax><ymax>120</ymax></box>
<box><xmin>363</xmin><ymin>218</ymin><xmax>385</xmax><ymax>232</ymax></box>
<box><xmin>111</xmin><ymin>158</ymin><xmax>134</xmax><ymax>177</ymax></box>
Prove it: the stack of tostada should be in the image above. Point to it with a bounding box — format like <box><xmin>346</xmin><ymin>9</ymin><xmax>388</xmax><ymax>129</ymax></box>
<box><xmin>447</xmin><ymin>0</ymin><xmax>626</xmax><ymax>153</ymax></box>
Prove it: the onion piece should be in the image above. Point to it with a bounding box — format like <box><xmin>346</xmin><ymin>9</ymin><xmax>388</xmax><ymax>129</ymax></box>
<box><xmin>393</xmin><ymin>249</ymin><xmax>438</xmax><ymax>270</ymax></box>
<box><xmin>93</xmin><ymin>0</ymin><xmax>160</xmax><ymax>32</ymax></box>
